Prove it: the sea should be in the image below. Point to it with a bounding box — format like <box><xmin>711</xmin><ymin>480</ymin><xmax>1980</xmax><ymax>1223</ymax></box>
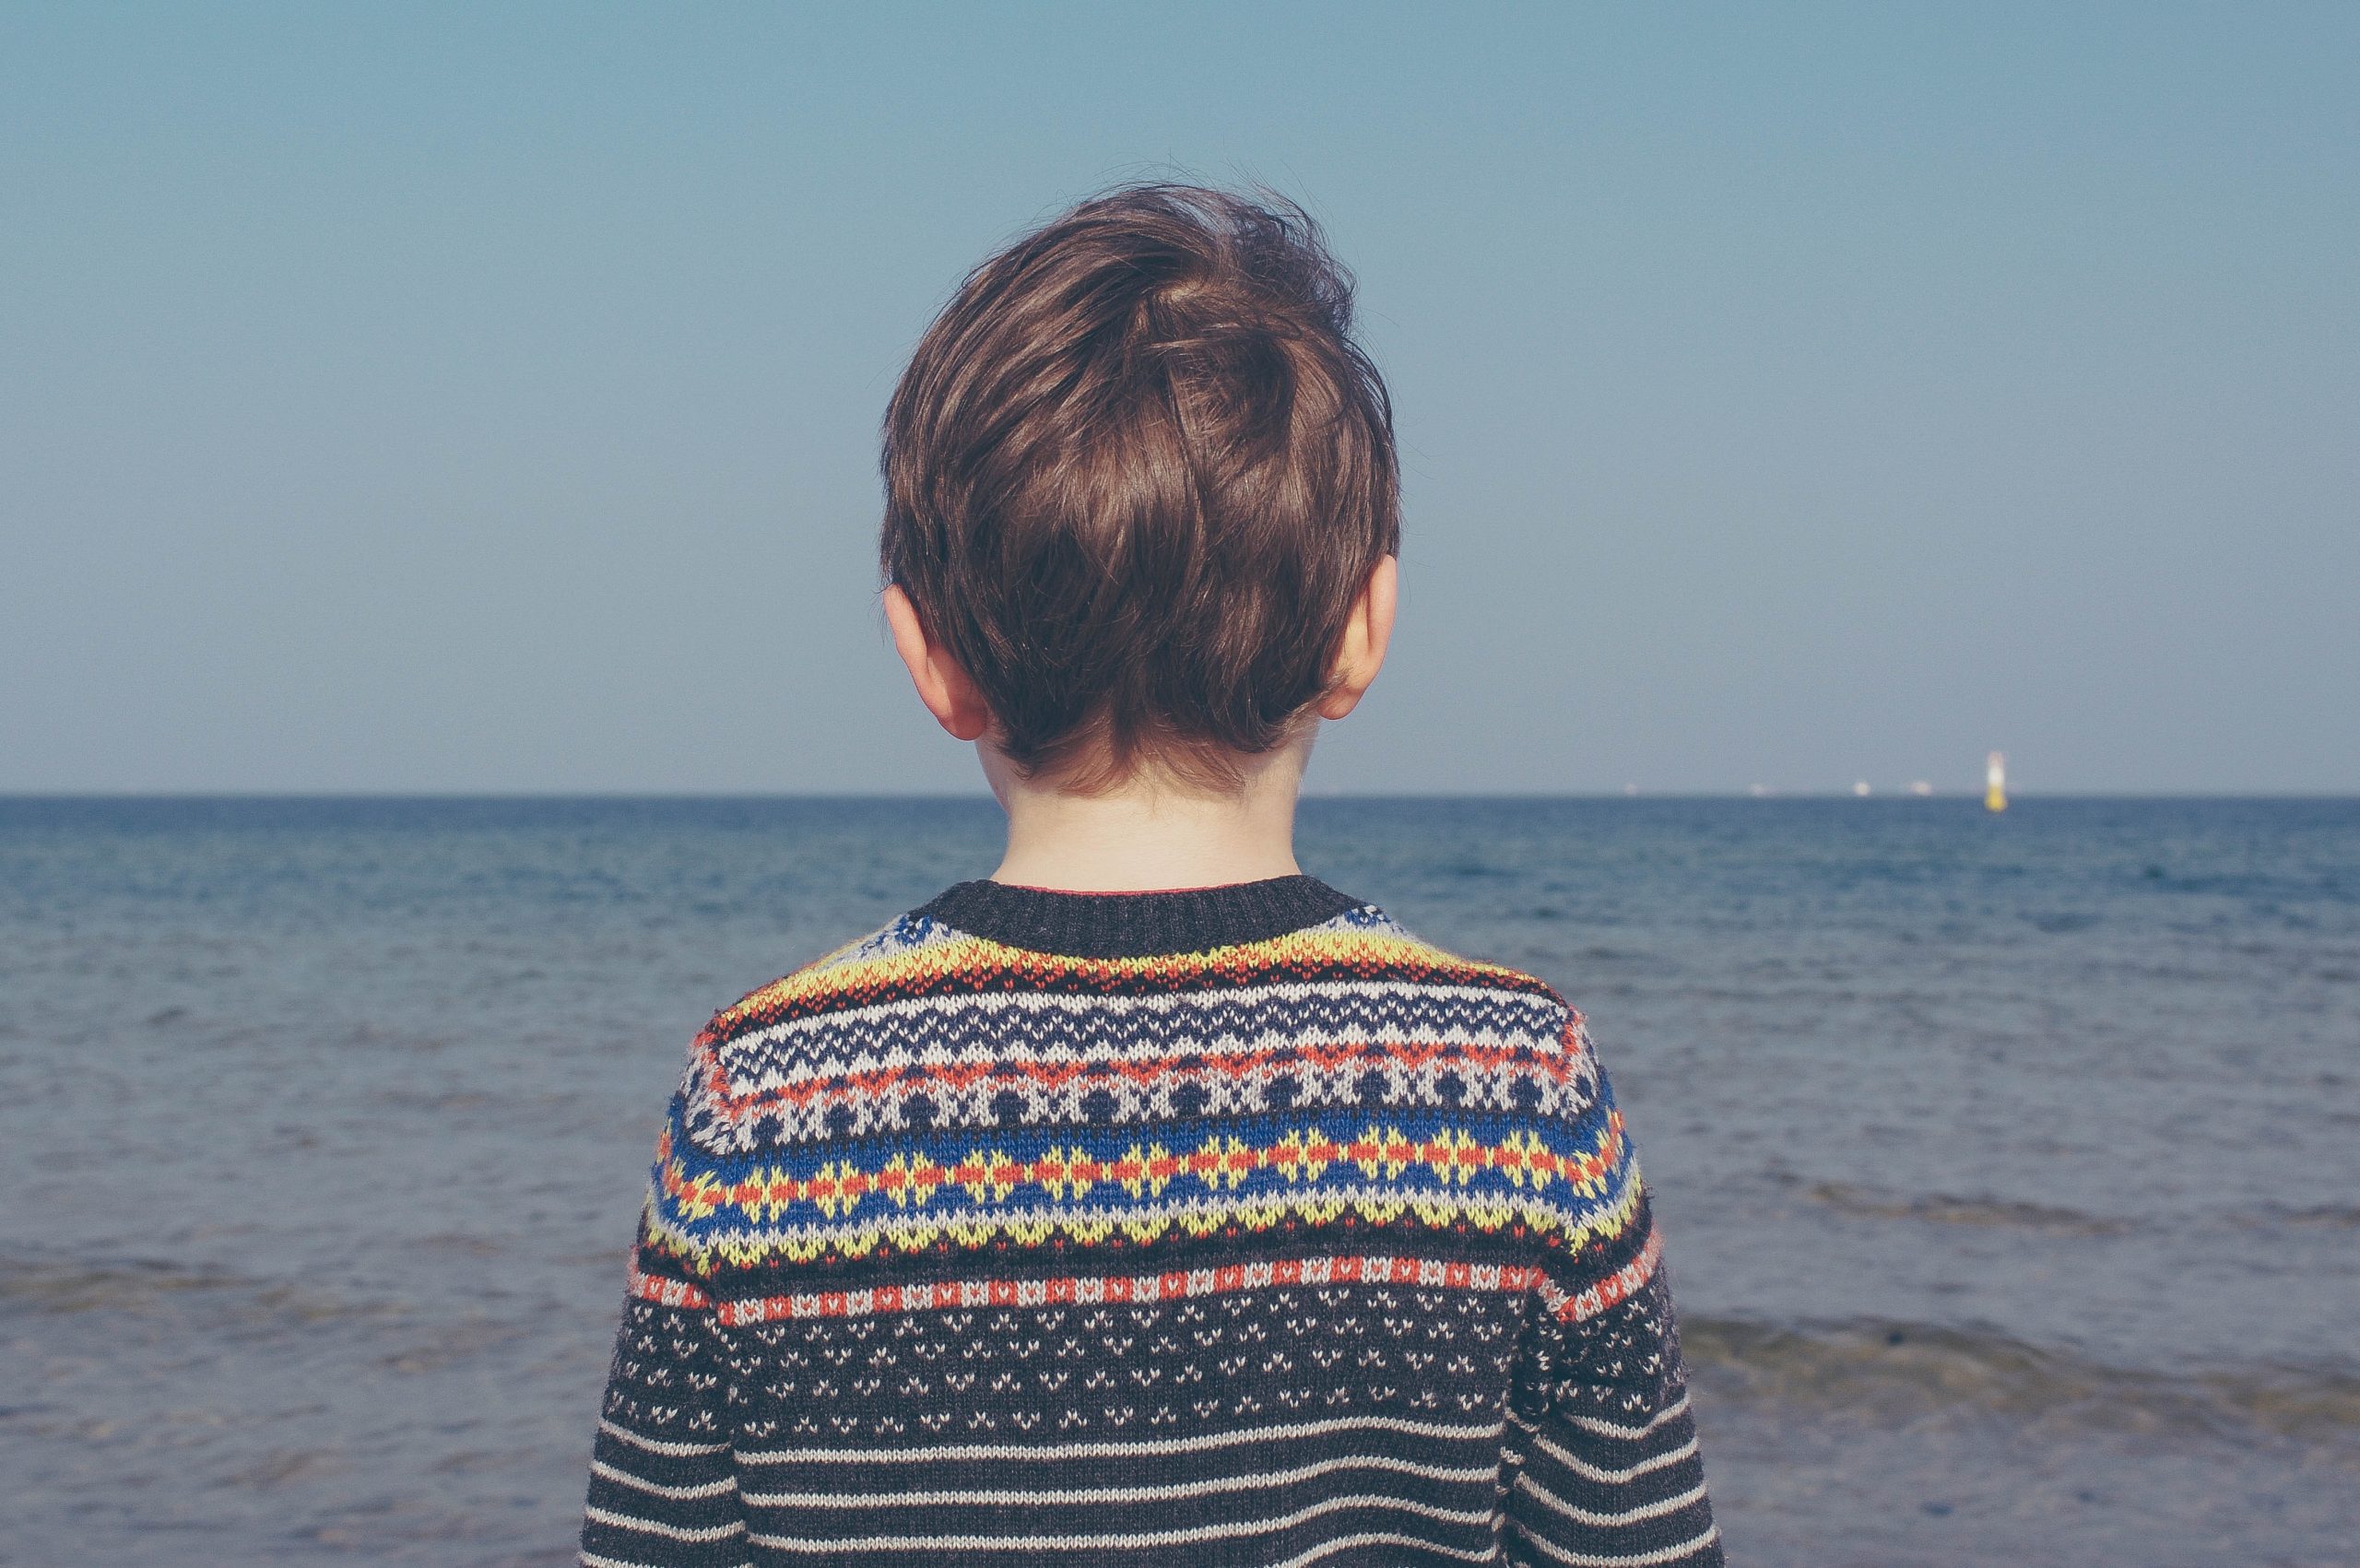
<box><xmin>1</xmin><ymin>796</ymin><xmax>2354</xmax><ymax>1567</ymax></box>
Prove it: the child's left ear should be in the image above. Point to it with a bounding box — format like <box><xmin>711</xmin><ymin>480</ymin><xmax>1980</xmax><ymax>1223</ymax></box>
<box><xmin>1316</xmin><ymin>555</ymin><xmax>1398</xmax><ymax>721</ymax></box>
<box><xmin>883</xmin><ymin>585</ymin><xmax>996</xmax><ymax>742</ymax></box>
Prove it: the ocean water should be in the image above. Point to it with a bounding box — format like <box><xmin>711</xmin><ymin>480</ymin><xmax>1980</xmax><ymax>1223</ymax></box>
<box><xmin>0</xmin><ymin>796</ymin><xmax>2354</xmax><ymax>1567</ymax></box>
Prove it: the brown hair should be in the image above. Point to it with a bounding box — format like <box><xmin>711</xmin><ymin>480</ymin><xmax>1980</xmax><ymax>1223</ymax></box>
<box><xmin>880</xmin><ymin>183</ymin><xmax>1399</xmax><ymax>791</ymax></box>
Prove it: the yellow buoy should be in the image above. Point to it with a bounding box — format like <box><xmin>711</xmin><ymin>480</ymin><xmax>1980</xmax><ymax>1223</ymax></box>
<box><xmin>1985</xmin><ymin>750</ymin><xmax>2008</xmax><ymax>812</ymax></box>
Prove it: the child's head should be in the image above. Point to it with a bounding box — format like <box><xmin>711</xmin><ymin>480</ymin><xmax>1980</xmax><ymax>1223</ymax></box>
<box><xmin>880</xmin><ymin>184</ymin><xmax>1399</xmax><ymax>795</ymax></box>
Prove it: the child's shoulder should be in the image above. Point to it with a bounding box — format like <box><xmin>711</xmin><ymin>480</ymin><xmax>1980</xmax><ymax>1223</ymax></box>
<box><xmin>699</xmin><ymin>908</ymin><xmax>963</xmax><ymax>1046</ymax></box>
<box><xmin>696</xmin><ymin>896</ymin><xmax>1586</xmax><ymax>1065</ymax></box>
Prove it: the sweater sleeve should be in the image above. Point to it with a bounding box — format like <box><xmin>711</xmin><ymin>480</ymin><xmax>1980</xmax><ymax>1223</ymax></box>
<box><xmin>1502</xmin><ymin>1054</ymin><xmax>1722</xmax><ymax>1568</ymax></box>
<box><xmin>579</xmin><ymin>1206</ymin><xmax>751</xmax><ymax>1568</ymax></box>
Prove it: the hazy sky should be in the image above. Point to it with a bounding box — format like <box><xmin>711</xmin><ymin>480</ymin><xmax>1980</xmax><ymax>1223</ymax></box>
<box><xmin>5</xmin><ymin>3</ymin><xmax>2354</xmax><ymax>794</ymax></box>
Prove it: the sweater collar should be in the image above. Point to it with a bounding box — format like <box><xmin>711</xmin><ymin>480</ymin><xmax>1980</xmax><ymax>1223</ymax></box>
<box><xmin>914</xmin><ymin>874</ymin><xmax>1363</xmax><ymax>960</ymax></box>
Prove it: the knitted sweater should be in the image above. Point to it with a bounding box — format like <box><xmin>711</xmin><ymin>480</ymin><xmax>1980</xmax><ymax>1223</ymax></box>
<box><xmin>581</xmin><ymin>877</ymin><xmax>1719</xmax><ymax>1568</ymax></box>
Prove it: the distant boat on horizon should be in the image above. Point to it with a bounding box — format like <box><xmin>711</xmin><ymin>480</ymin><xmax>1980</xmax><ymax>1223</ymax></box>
<box><xmin>1987</xmin><ymin>751</ymin><xmax>2009</xmax><ymax>813</ymax></box>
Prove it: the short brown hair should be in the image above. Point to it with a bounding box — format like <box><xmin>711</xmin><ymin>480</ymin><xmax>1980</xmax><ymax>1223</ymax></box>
<box><xmin>880</xmin><ymin>183</ymin><xmax>1399</xmax><ymax>790</ymax></box>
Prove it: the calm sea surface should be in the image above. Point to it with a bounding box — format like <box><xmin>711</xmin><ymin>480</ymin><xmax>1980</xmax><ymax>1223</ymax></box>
<box><xmin>1</xmin><ymin>796</ymin><xmax>2354</xmax><ymax>1566</ymax></box>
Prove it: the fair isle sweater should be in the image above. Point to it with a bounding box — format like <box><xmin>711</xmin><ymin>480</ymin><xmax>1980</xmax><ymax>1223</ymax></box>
<box><xmin>581</xmin><ymin>877</ymin><xmax>1719</xmax><ymax>1568</ymax></box>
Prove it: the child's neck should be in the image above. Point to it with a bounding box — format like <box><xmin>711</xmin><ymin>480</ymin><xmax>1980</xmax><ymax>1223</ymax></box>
<box><xmin>981</xmin><ymin>737</ymin><xmax>1310</xmax><ymax>894</ymax></box>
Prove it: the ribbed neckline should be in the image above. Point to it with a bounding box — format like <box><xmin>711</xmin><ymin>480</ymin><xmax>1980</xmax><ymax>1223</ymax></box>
<box><xmin>914</xmin><ymin>875</ymin><xmax>1364</xmax><ymax>960</ymax></box>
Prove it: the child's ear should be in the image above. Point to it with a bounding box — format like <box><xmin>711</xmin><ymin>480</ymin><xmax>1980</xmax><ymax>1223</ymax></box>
<box><xmin>1316</xmin><ymin>554</ymin><xmax>1398</xmax><ymax>720</ymax></box>
<box><xmin>883</xmin><ymin>586</ymin><xmax>996</xmax><ymax>742</ymax></box>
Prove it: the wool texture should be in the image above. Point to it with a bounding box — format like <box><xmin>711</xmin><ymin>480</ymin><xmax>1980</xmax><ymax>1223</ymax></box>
<box><xmin>582</xmin><ymin>876</ymin><xmax>1719</xmax><ymax>1568</ymax></box>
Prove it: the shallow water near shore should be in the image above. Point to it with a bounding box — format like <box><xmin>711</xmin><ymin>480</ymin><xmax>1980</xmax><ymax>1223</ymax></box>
<box><xmin>1</xmin><ymin>795</ymin><xmax>2354</xmax><ymax>1565</ymax></box>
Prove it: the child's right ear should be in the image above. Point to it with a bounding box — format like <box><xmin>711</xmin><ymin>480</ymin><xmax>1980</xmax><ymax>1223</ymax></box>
<box><xmin>1315</xmin><ymin>554</ymin><xmax>1398</xmax><ymax>721</ymax></box>
<box><xmin>883</xmin><ymin>586</ymin><xmax>996</xmax><ymax>742</ymax></box>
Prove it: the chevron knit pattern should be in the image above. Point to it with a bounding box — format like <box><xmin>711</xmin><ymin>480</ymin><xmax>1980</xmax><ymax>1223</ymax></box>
<box><xmin>582</xmin><ymin>877</ymin><xmax>1719</xmax><ymax>1568</ymax></box>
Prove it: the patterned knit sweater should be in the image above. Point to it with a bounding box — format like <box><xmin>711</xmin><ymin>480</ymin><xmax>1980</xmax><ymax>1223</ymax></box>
<box><xmin>581</xmin><ymin>877</ymin><xmax>1719</xmax><ymax>1568</ymax></box>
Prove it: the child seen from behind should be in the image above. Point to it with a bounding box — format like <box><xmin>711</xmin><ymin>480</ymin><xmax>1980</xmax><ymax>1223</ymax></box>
<box><xmin>581</xmin><ymin>184</ymin><xmax>1720</xmax><ymax>1568</ymax></box>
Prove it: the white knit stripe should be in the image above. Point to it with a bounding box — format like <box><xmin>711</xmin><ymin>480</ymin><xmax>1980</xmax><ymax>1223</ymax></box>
<box><xmin>1515</xmin><ymin>1473</ymin><xmax>1711</xmax><ymax>1528</ymax></box>
<box><xmin>596</xmin><ymin>1418</ymin><xmax>730</xmax><ymax>1457</ymax></box>
<box><xmin>1509</xmin><ymin>1411</ymin><xmax>1701</xmax><ymax>1484</ymax></box>
<box><xmin>1508</xmin><ymin>1517</ymin><xmax>1723</xmax><ymax>1567</ymax></box>
<box><xmin>717</xmin><ymin>1013</ymin><xmax>1574</xmax><ymax>1088</ymax></box>
<box><xmin>1557</xmin><ymin>1391</ymin><xmax>1692</xmax><ymax>1441</ymax></box>
<box><xmin>694</xmin><ymin>1042</ymin><xmax>1595</xmax><ymax>1148</ymax></box>
<box><xmin>1275</xmin><ymin>1530</ymin><xmax>1503</xmax><ymax>1568</ymax></box>
<box><xmin>719</xmin><ymin>980</ymin><xmax>1570</xmax><ymax>1078</ymax></box>
<box><xmin>582</xmin><ymin>1503</ymin><xmax>748</xmax><ymax>1543</ymax></box>
<box><xmin>588</xmin><ymin>1459</ymin><xmax>739</xmax><ymax>1501</ymax></box>
<box><xmin>748</xmin><ymin>1491</ymin><xmax>1495</xmax><ymax>1553</ymax></box>
<box><xmin>580</xmin><ymin>1551</ymin><xmax>752</xmax><ymax>1568</ymax></box>
<box><xmin>738</xmin><ymin>1411</ymin><xmax>1504</xmax><ymax>1466</ymax></box>
<box><xmin>741</xmin><ymin>1448</ymin><xmax>1495</xmax><ymax>1507</ymax></box>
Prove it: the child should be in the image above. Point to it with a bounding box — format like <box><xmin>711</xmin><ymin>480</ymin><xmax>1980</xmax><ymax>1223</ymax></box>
<box><xmin>581</xmin><ymin>185</ymin><xmax>1719</xmax><ymax>1568</ymax></box>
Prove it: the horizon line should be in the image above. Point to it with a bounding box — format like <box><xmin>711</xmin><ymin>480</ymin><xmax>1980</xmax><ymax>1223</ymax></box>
<box><xmin>4</xmin><ymin>789</ymin><xmax>2356</xmax><ymax>803</ymax></box>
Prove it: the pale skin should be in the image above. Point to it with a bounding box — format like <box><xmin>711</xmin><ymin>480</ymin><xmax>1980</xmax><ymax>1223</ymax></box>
<box><xmin>882</xmin><ymin>556</ymin><xmax>1398</xmax><ymax>894</ymax></box>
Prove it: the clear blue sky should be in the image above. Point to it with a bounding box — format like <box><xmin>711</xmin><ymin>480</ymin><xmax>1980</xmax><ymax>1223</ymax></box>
<box><xmin>5</xmin><ymin>2</ymin><xmax>2354</xmax><ymax>794</ymax></box>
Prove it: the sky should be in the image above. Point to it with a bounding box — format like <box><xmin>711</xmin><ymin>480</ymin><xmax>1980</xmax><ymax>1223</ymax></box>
<box><xmin>4</xmin><ymin>2</ymin><xmax>2354</xmax><ymax>795</ymax></box>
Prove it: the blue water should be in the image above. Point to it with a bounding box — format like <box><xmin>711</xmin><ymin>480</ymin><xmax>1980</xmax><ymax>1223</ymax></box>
<box><xmin>1</xmin><ymin>796</ymin><xmax>2354</xmax><ymax>1566</ymax></box>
